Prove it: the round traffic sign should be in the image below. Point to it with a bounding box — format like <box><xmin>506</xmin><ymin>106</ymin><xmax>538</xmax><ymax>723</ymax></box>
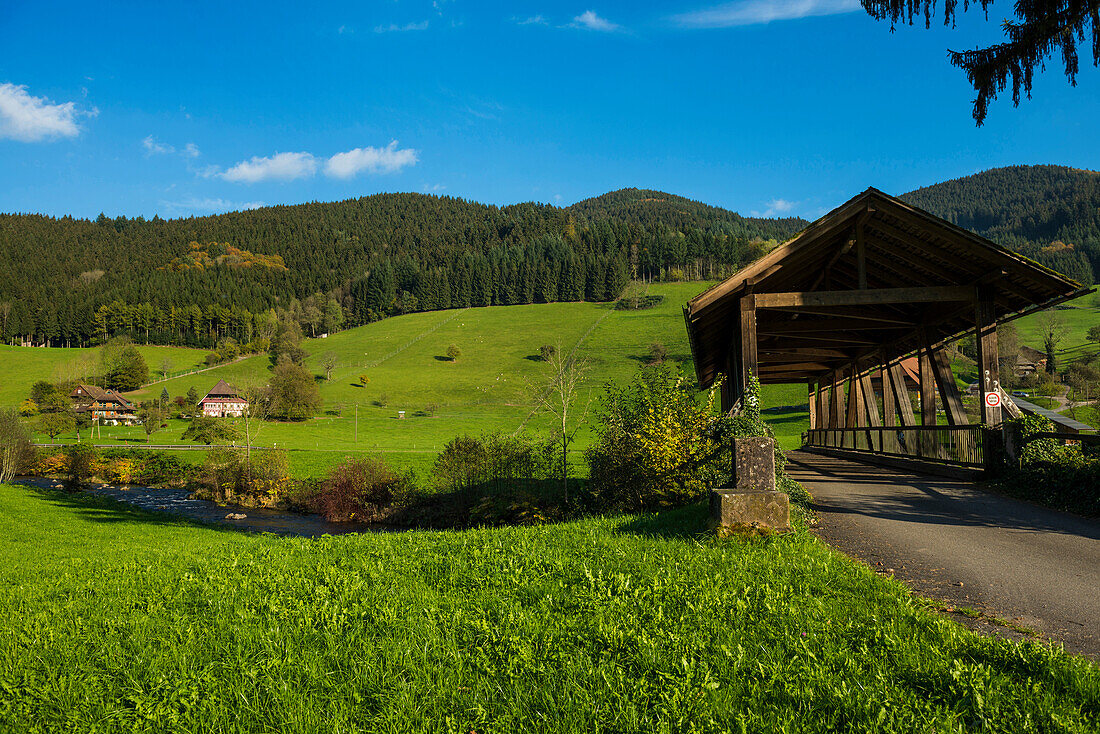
<box><xmin>984</xmin><ymin>391</ymin><xmax>1001</xmax><ymax>408</ymax></box>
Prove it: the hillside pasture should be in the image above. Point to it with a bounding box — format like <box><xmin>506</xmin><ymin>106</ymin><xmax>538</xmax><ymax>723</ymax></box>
<box><xmin>1</xmin><ymin>483</ymin><xmax>1097</xmax><ymax>732</ymax></box>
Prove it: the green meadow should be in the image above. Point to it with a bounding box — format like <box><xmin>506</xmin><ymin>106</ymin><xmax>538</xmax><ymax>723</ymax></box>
<box><xmin>22</xmin><ymin>283</ymin><xmax>811</xmax><ymax>476</ymax></box>
<box><xmin>0</xmin><ymin>344</ymin><xmax>209</xmax><ymax>407</ymax></box>
<box><xmin>1014</xmin><ymin>293</ymin><xmax>1100</xmax><ymax>362</ymax></box>
<box><xmin>1</xmin><ymin>483</ymin><xmax>1097</xmax><ymax>732</ymax></box>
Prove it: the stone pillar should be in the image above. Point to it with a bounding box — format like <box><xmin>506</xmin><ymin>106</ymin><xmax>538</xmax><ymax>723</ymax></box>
<box><xmin>710</xmin><ymin>436</ymin><xmax>790</xmax><ymax>532</ymax></box>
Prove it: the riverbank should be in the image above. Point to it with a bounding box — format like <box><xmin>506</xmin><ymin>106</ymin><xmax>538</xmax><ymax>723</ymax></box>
<box><xmin>14</xmin><ymin>477</ymin><xmax>386</xmax><ymax>537</ymax></box>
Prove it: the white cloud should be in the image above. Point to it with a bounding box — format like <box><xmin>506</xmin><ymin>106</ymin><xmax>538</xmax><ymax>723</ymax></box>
<box><xmin>572</xmin><ymin>10</ymin><xmax>619</xmax><ymax>31</ymax></box>
<box><xmin>0</xmin><ymin>83</ymin><xmax>90</xmax><ymax>142</ymax></box>
<box><xmin>220</xmin><ymin>151</ymin><xmax>318</xmax><ymax>183</ymax></box>
<box><xmin>516</xmin><ymin>15</ymin><xmax>548</xmax><ymax>25</ymax></box>
<box><xmin>374</xmin><ymin>20</ymin><xmax>429</xmax><ymax>33</ymax></box>
<box><xmin>142</xmin><ymin>135</ymin><xmax>174</xmax><ymax>154</ymax></box>
<box><xmin>673</xmin><ymin>0</ymin><xmax>859</xmax><ymax>28</ymax></box>
<box><xmin>751</xmin><ymin>198</ymin><xmax>800</xmax><ymax>217</ymax></box>
<box><xmin>161</xmin><ymin>198</ymin><xmax>266</xmax><ymax>215</ymax></box>
<box><xmin>422</xmin><ymin>183</ymin><xmax>446</xmax><ymax>192</ymax></box>
<box><xmin>338</xmin><ymin>24</ymin><xmax>352</xmax><ymax>34</ymax></box>
<box><xmin>184</xmin><ymin>142</ymin><xmax>201</xmax><ymax>158</ymax></box>
<box><xmin>324</xmin><ymin>141</ymin><xmax>419</xmax><ymax>179</ymax></box>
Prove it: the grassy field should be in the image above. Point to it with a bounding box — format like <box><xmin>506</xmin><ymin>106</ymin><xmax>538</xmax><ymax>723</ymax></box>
<box><xmin>0</xmin><ymin>344</ymin><xmax>209</xmax><ymax>407</ymax></box>
<box><xmin>1</xmin><ymin>483</ymin><xmax>1097</xmax><ymax>732</ymax></box>
<box><xmin>22</xmin><ymin>283</ymin><xmax>811</xmax><ymax>476</ymax></box>
<box><xmin>1015</xmin><ymin>293</ymin><xmax>1100</xmax><ymax>363</ymax></box>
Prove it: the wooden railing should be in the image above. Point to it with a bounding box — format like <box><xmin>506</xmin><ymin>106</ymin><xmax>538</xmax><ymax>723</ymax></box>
<box><xmin>804</xmin><ymin>426</ymin><xmax>985</xmax><ymax>468</ymax></box>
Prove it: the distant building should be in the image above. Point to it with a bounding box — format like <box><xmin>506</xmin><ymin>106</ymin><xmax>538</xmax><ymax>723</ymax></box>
<box><xmin>199</xmin><ymin>380</ymin><xmax>249</xmax><ymax>417</ymax></box>
<box><xmin>1016</xmin><ymin>346</ymin><xmax>1048</xmax><ymax>377</ymax></box>
<box><xmin>70</xmin><ymin>383</ymin><xmax>138</xmax><ymax>425</ymax></box>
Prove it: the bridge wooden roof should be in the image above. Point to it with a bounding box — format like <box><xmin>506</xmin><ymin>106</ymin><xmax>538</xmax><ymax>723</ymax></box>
<box><xmin>684</xmin><ymin>188</ymin><xmax>1087</xmax><ymax>387</ymax></box>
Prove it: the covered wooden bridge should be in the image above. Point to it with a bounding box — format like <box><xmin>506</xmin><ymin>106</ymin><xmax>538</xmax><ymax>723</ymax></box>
<box><xmin>684</xmin><ymin>188</ymin><xmax>1087</xmax><ymax>470</ymax></box>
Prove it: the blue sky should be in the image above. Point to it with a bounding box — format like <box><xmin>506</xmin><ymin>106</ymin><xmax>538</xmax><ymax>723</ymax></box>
<box><xmin>2</xmin><ymin>0</ymin><xmax>1098</xmax><ymax>221</ymax></box>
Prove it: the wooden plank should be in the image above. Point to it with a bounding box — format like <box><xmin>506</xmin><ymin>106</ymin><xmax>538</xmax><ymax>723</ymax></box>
<box><xmin>930</xmin><ymin>345</ymin><xmax>967</xmax><ymax>426</ymax></box>
<box><xmin>759</xmin><ymin>362</ymin><xmax>834</xmax><ymax>373</ymax></box>
<box><xmin>882</xmin><ymin>363</ymin><xmax>897</xmax><ymax>427</ymax></box>
<box><xmin>761</xmin><ymin>307</ymin><xmax>916</xmax><ymax>325</ymax></box>
<box><xmin>816</xmin><ymin>381</ymin><xmax>828</xmax><ymax>429</ymax></box>
<box><xmin>759</xmin><ymin>346</ymin><xmax>855</xmax><ymax>359</ymax></box>
<box><xmin>755</xmin><ymin>285</ymin><xmax>976</xmax><ymax>309</ymax></box>
<box><xmin>919</xmin><ymin>344</ymin><xmax>937</xmax><ymax>426</ymax></box>
<box><xmin>739</xmin><ymin>294</ymin><xmax>757</xmax><ymax>397</ymax></box>
<box><xmin>758</xmin><ymin>318</ymin><xmax>914</xmax><ymax>333</ymax></box>
<box><xmin>856</xmin><ymin>219</ymin><xmax>867</xmax><ymax>289</ymax></box>
<box><xmin>975</xmin><ymin>290</ymin><xmax>1002</xmax><ymax>426</ymax></box>
<box><xmin>889</xmin><ymin>361</ymin><xmax>916</xmax><ymax>426</ymax></box>
<box><xmin>807</xmin><ymin>383</ymin><xmax>817</xmax><ymax>429</ymax></box>
<box><xmin>859</xmin><ymin>371</ymin><xmax>881</xmax><ymax>450</ymax></box>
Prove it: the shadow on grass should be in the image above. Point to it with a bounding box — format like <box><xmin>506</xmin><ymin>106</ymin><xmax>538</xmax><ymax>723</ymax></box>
<box><xmin>762</xmin><ymin>404</ymin><xmax>809</xmax><ymax>415</ymax></box>
<box><xmin>613</xmin><ymin>502</ymin><xmax>710</xmax><ymax>540</ymax></box>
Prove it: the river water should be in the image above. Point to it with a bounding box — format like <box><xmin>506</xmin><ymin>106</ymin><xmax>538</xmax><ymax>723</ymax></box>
<box><xmin>16</xmin><ymin>477</ymin><xmax>387</xmax><ymax>538</ymax></box>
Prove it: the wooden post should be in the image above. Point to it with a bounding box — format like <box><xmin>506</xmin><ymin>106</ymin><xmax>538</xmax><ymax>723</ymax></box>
<box><xmin>739</xmin><ymin>294</ymin><xmax>757</xmax><ymax>404</ymax></box>
<box><xmin>833</xmin><ymin>370</ymin><xmax>846</xmax><ymax>437</ymax></box>
<box><xmin>807</xmin><ymin>382</ymin><xmax>817</xmax><ymax>430</ymax></box>
<box><xmin>859</xmin><ymin>371</ymin><xmax>881</xmax><ymax>451</ymax></box>
<box><xmin>845</xmin><ymin>367</ymin><xmax>860</xmax><ymax>448</ymax></box>
<box><xmin>930</xmin><ymin>346</ymin><xmax>967</xmax><ymax>426</ymax></box>
<box><xmin>919</xmin><ymin>340</ymin><xmax>937</xmax><ymax>458</ymax></box>
<box><xmin>881</xmin><ymin>362</ymin><xmax>897</xmax><ymax>452</ymax></box>
<box><xmin>816</xmin><ymin>381</ymin><xmax>829</xmax><ymax>430</ymax></box>
<box><xmin>888</xmin><ymin>361</ymin><xmax>916</xmax><ymax>427</ymax></box>
<box><xmin>721</xmin><ymin>336</ymin><xmax>735</xmax><ymax>414</ymax></box>
<box><xmin>975</xmin><ymin>289</ymin><xmax>1002</xmax><ymax>427</ymax></box>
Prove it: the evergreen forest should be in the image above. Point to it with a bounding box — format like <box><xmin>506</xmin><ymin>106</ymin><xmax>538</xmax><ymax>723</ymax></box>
<box><xmin>2</xmin><ymin>164</ymin><xmax>1098</xmax><ymax>348</ymax></box>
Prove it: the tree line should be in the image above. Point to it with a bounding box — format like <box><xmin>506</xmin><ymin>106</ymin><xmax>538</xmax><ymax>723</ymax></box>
<box><xmin>0</xmin><ymin>189</ymin><xmax>799</xmax><ymax>347</ymax></box>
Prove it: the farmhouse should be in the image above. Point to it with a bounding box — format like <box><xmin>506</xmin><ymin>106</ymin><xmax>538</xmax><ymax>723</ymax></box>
<box><xmin>1015</xmin><ymin>345</ymin><xmax>1048</xmax><ymax>376</ymax></box>
<box><xmin>199</xmin><ymin>380</ymin><xmax>249</xmax><ymax>417</ymax></box>
<box><xmin>70</xmin><ymin>383</ymin><xmax>138</xmax><ymax>425</ymax></box>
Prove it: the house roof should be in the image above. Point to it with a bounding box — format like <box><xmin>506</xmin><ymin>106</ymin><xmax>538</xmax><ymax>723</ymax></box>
<box><xmin>200</xmin><ymin>379</ymin><xmax>244</xmax><ymax>404</ymax></box>
<box><xmin>1019</xmin><ymin>345</ymin><xmax>1048</xmax><ymax>363</ymax></box>
<box><xmin>684</xmin><ymin>188</ymin><xmax>1088</xmax><ymax>387</ymax></box>
<box><xmin>70</xmin><ymin>383</ymin><xmax>134</xmax><ymax>408</ymax></box>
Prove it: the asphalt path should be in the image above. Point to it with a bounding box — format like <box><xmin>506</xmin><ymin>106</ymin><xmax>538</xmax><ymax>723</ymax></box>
<box><xmin>786</xmin><ymin>450</ymin><xmax>1100</xmax><ymax>658</ymax></box>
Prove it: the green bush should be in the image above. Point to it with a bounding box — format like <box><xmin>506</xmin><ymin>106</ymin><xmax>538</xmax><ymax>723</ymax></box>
<box><xmin>310</xmin><ymin>456</ymin><xmax>410</xmax><ymax>522</ymax></box>
<box><xmin>1000</xmin><ymin>414</ymin><xmax>1100</xmax><ymax>516</ymax></box>
<box><xmin>64</xmin><ymin>443</ymin><xmax>99</xmax><ymax>488</ymax></box>
<box><xmin>196</xmin><ymin>448</ymin><xmax>291</xmax><ymax>507</ymax></box>
<box><xmin>586</xmin><ymin>365</ymin><xmax>732</xmax><ymax>510</ymax></box>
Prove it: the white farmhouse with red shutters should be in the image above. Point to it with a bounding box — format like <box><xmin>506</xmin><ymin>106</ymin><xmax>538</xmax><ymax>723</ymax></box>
<box><xmin>198</xmin><ymin>380</ymin><xmax>249</xmax><ymax>417</ymax></box>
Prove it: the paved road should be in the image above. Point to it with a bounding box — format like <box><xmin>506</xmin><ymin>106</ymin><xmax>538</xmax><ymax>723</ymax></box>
<box><xmin>786</xmin><ymin>451</ymin><xmax>1100</xmax><ymax>658</ymax></box>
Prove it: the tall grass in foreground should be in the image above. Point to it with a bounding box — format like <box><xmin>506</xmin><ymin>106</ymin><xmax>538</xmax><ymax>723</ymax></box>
<box><xmin>0</xmin><ymin>484</ymin><xmax>1097</xmax><ymax>732</ymax></box>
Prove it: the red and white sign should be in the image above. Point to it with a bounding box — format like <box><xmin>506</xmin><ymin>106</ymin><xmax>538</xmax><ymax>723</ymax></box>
<box><xmin>984</xmin><ymin>391</ymin><xmax>1001</xmax><ymax>408</ymax></box>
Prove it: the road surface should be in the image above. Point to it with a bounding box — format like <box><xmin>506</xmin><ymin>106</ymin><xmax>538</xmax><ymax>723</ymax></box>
<box><xmin>786</xmin><ymin>450</ymin><xmax>1100</xmax><ymax>658</ymax></box>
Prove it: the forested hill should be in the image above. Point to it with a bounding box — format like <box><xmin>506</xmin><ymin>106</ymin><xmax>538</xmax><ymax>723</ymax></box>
<box><xmin>900</xmin><ymin>165</ymin><xmax>1100</xmax><ymax>286</ymax></box>
<box><xmin>569</xmin><ymin>188</ymin><xmax>805</xmax><ymax>240</ymax></box>
<box><xmin>3</xmin><ymin>167</ymin><xmax>1097</xmax><ymax>349</ymax></box>
<box><xmin>0</xmin><ymin>191</ymin><xmax>801</xmax><ymax>347</ymax></box>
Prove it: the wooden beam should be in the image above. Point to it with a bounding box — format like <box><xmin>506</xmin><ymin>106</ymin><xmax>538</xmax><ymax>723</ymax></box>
<box><xmin>807</xmin><ymin>383</ymin><xmax>817</xmax><ymax>429</ymax></box>
<box><xmin>888</xmin><ymin>361</ymin><xmax>917</xmax><ymax>427</ymax></box>
<box><xmin>919</xmin><ymin>343</ymin><xmax>937</xmax><ymax>427</ymax></box>
<box><xmin>739</xmin><ymin>293</ymin><xmax>757</xmax><ymax>399</ymax></box>
<box><xmin>759</xmin><ymin>362</ymin><xmax>834</xmax><ymax>373</ymax></box>
<box><xmin>759</xmin><ymin>346</ymin><xmax>854</xmax><ymax>359</ymax></box>
<box><xmin>858</xmin><ymin>371</ymin><xmax>881</xmax><ymax>450</ymax></box>
<box><xmin>930</xmin><ymin>345</ymin><xmax>967</xmax><ymax>426</ymax></box>
<box><xmin>975</xmin><ymin>288</ymin><xmax>1002</xmax><ymax>426</ymax></box>
<box><xmin>816</xmin><ymin>381</ymin><xmax>828</xmax><ymax>429</ymax></box>
<box><xmin>856</xmin><ymin>219</ymin><xmax>867</xmax><ymax>289</ymax></box>
<box><xmin>882</xmin><ymin>363</ymin><xmax>896</xmax><ymax>427</ymax></box>
<box><xmin>759</xmin><ymin>333</ymin><xmax>881</xmax><ymax>347</ymax></box>
<box><xmin>758</xmin><ymin>318</ymin><xmax>914</xmax><ymax>333</ymax></box>
<box><xmin>755</xmin><ymin>285</ymin><xmax>976</xmax><ymax>309</ymax></box>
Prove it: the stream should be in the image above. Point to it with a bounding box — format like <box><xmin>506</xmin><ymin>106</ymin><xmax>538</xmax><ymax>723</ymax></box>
<box><xmin>16</xmin><ymin>477</ymin><xmax>387</xmax><ymax>538</ymax></box>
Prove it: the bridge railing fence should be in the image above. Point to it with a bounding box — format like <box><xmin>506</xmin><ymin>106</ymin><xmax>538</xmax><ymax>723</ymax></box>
<box><xmin>803</xmin><ymin>425</ymin><xmax>985</xmax><ymax>468</ymax></box>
